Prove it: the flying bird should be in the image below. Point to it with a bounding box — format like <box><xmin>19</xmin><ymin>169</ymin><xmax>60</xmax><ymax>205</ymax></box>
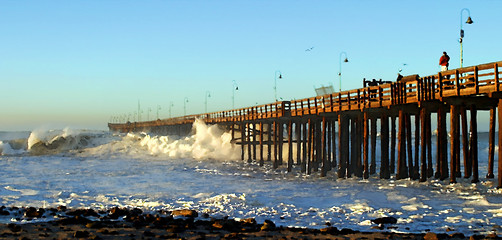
<box><xmin>305</xmin><ymin>47</ymin><xmax>314</xmax><ymax>52</ymax></box>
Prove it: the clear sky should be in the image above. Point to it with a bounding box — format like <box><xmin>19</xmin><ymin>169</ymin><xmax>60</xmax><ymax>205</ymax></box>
<box><xmin>1</xmin><ymin>0</ymin><xmax>501</xmax><ymax>131</ymax></box>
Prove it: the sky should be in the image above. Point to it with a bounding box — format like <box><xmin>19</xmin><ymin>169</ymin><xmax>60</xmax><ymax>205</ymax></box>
<box><xmin>1</xmin><ymin>0</ymin><xmax>501</xmax><ymax>131</ymax></box>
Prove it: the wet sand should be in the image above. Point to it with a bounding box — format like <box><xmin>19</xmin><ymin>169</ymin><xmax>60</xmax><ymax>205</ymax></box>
<box><xmin>0</xmin><ymin>206</ymin><xmax>499</xmax><ymax>239</ymax></box>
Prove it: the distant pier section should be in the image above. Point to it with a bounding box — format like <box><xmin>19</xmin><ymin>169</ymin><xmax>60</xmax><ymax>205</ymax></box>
<box><xmin>109</xmin><ymin>61</ymin><xmax>502</xmax><ymax>187</ymax></box>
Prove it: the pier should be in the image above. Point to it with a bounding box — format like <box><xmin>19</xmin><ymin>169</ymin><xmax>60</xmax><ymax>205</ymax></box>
<box><xmin>109</xmin><ymin>61</ymin><xmax>502</xmax><ymax>187</ymax></box>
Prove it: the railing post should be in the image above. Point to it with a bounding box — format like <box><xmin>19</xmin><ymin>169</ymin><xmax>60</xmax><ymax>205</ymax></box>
<box><xmin>455</xmin><ymin>70</ymin><xmax>460</xmax><ymax>96</ymax></box>
<box><xmin>495</xmin><ymin>63</ymin><xmax>500</xmax><ymax>92</ymax></box>
<box><xmin>438</xmin><ymin>72</ymin><xmax>443</xmax><ymax>99</ymax></box>
<box><xmin>474</xmin><ymin>66</ymin><xmax>479</xmax><ymax>94</ymax></box>
<box><xmin>330</xmin><ymin>94</ymin><xmax>334</xmax><ymax>112</ymax></box>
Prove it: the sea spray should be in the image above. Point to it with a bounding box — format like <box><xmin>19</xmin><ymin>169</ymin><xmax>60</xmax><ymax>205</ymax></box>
<box><xmin>125</xmin><ymin>119</ymin><xmax>240</xmax><ymax>160</ymax></box>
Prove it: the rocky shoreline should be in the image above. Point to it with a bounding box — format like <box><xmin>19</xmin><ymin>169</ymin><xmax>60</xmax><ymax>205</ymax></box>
<box><xmin>0</xmin><ymin>206</ymin><xmax>500</xmax><ymax>239</ymax></box>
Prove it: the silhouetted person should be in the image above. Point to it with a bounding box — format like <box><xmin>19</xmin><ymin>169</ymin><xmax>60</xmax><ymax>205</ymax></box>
<box><xmin>439</xmin><ymin>51</ymin><xmax>450</xmax><ymax>72</ymax></box>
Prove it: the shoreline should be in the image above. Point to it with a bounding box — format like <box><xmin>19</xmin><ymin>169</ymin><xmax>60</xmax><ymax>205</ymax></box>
<box><xmin>0</xmin><ymin>206</ymin><xmax>499</xmax><ymax>239</ymax></box>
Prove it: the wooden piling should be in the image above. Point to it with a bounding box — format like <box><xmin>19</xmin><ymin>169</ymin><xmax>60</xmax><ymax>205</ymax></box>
<box><xmin>370</xmin><ymin>117</ymin><xmax>377</xmax><ymax>175</ymax></box>
<box><xmin>397</xmin><ymin>109</ymin><xmax>408</xmax><ymax>180</ymax></box>
<box><xmin>498</xmin><ymin>99</ymin><xmax>502</xmax><ymax>188</ymax></box>
<box><xmin>288</xmin><ymin>120</ymin><xmax>293</xmax><ymax>172</ymax></box>
<box><xmin>380</xmin><ymin>113</ymin><xmax>390</xmax><ymax>179</ymax></box>
<box><xmin>321</xmin><ymin>117</ymin><xmax>327</xmax><ymax>177</ymax></box>
<box><xmin>406</xmin><ymin>113</ymin><xmax>414</xmax><ymax>179</ymax></box>
<box><xmin>363</xmin><ymin>112</ymin><xmax>369</xmax><ymax>179</ymax></box>
<box><xmin>450</xmin><ymin>105</ymin><xmax>460</xmax><ymax>183</ymax></box>
<box><xmin>488</xmin><ymin>107</ymin><xmax>496</xmax><ymax>178</ymax></box>
<box><xmin>390</xmin><ymin>116</ymin><xmax>397</xmax><ymax>174</ymax></box>
<box><xmin>470</xmin><ymin>105</ymin><xmax>479</xmax><ymax>183</ymax></box>
<box><xmin>420</xmin><ymin>108</ymin><xmax>427</xmax><ymax>182</ymax></box>
<box><xmin>461</xmin><ymin>106</ymin><xmax>470</xmax><ymax>178</ymax></box>
<box><xmin>259</xmin><ymin>121</ymin><xmax>264</xmax><ymax>166</ymax></box>
<box><xmin>338</xmin><ymin>114</ymin><xmax>349</xmax><ymax>178</ymax></box>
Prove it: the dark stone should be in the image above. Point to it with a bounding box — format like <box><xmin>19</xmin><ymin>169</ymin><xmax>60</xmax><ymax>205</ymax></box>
<box><xmin>371</xmin><ymin>216</ymin><xmax>397</xmax><ymax>225</ymax></box>
<box><xmin>260</xmin><ymin>219</ymin><xmax>276</xmax><ymax>231</ymax></box>
<box><xmin>56</xmin><ymin>215</ymin><xmax>91</xmax><ymax>225</ymax></box>
<box><xmin>7</xmin><ymin>223</ymin><xmax>22</xmax><ymax>232</ymax></box>
<box><xmin>24</xmin><ymin>207</ymin><xmax>44</xmax><ymax>218</ymax></box>
<box><xmin>172</xmin><ymin>209</ymin><xmax>198</xmax><ymax>218</ymax></box>
<box><xmin>143</xmin><ymin>230</ymin><xmax>155</xmax><ymax>237</ymax></box>
<box><xmin>320</xmin><ymin>226</ymin><xmax>339</xmax><ymax>234</ymax></box>
<box><xmin>74</xmin><ymin>230</ymin><xmax>90</xmax><ymax>238</ymax></box>
<box><xmin>339</xmin><ymin>228</ymin><xmax>358</xmax><ymax>234</ymax></box>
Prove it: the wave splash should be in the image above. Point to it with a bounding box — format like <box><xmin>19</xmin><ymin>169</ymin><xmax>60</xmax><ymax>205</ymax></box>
<box><xmin>84</xmin><ymin>119</ymin><xmax>240</xmax><ymax>161</ymax></box>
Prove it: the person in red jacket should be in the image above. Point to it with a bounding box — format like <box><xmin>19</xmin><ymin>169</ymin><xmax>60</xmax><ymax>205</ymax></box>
<box><xmin>439</xmin><ymin>51</ymin><xmax>450</xmax><ymax>71</ymax></box>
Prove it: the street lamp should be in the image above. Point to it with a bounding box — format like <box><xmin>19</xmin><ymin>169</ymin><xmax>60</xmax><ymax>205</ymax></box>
<box><xmin>274</xmin><ymin>70</ymin><xmax>282</xmax><ymax>101</ymax></box>
<box><xmin>168</xmin><ymin>102</ymin><xmax>174</xmax><ymax>118</ymax></box>
<box><xmin>205</xmin><ymin>91</ymin><xmax>211</xmax><ymax>113</ymax></box>
<box><xmin>183</xmin><ymin>97</ymin><xmax>189</xmax><ymax>116</ymax></box>
<box><xmin>232</xmin><ymin>80</ymin><xmax>239</xmax><ymax>109</ymax></box>
<box><xmin>460</xmin><ymin>8</ymin><xmax>473</xmax><ymax>68</ymax></box>
<box><xmin>156</xmin><ymin>105</ymin><xmax>161</xmax><ymax>119</ymax></box>
<box><xmin>338</xmin><ymin>52</ymin><xmax>349</xmax><ymax>92</ymax></box>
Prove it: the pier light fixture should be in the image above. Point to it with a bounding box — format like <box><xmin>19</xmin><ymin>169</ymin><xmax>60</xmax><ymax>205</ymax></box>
<box><xmin>338</xmin><ymin>52</ymin><xmax>349</xmax><ymax>92</ymax></box>
<box><xmin>232</xmin><ymin>80</ymin><xmax>239</xmax><ymax>109</ymax></box>
<box><xmin>156</xmin><ymin>105</ymin><xmax>161</xmax><ymax>119</ymax></box>
<box><xmin>183</xmin><ymin>97</ymin><xmax>189</xmax><ymax>116</ymax></box>
<box><xmin>460</xmin><ymin>8</ymin><xmax>473</xmax><ymax>68</ymax></box>
<box><xmin>274</xmin><ymin>70</ymin><xmax>282</xmax><ymax>101</ymax></box>
<box><xmin>168</xmin><ymin>102</ymin><xmax>174</xmax><ymax>118</ymax></box>
<box><xmin>205</xmin><ymin>91</ymin><xmax>211</xmax><ymax>113</ymax></box>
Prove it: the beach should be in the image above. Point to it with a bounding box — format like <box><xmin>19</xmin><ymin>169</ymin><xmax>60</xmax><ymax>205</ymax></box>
<box><xmin>1</xmin><ymin>206</ymin><xmax>498</xmax><ymax>239</ymax></box>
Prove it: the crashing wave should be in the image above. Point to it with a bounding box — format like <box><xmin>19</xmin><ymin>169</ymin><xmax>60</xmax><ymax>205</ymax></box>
<box><xmin>26</xmin><ymin>128</ymin><xmax>108</xmax><ymax>155</ymax></box>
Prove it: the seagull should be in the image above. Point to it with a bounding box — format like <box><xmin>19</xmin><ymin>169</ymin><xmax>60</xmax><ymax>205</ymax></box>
<box><xmin>305</xmin><ymin>47</ymin><xmax>314</xmax><ymax>51</ymax></box>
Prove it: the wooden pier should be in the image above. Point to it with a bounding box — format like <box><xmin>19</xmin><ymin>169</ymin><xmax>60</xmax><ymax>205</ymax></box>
<box><xmin>109</xmin><ymin>61</ymin><xmax>502</xmax><ymax>186</ymax></box>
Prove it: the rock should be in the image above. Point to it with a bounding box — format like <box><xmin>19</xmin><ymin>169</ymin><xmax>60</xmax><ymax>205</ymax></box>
<box><xmin>74</xmin><ymin>230</ymin><xmax>90</xmax><ymax>238</ymax></box>
<box><xmin>320</xmin><ymin>226</ymin><xmax>339</xmax><ymax>234</ymax></box>
<box><xmin>449</xmin><ymin>233</ymin><xmax>465</xmax><ymax>239</ymax></box>
<box><xmin>172</xmin><ymin>209</ymin><xmax>198</xmax><ymax>218</ymax></box>
<box><xmin>7</xmin><ymin>223</ymin><xmax>21</xmax><ymax>232</ymax></box>
<box><xmin>24</xmin><ymin>207</ymin><xmax>44</xmax><ymax>218</ymax></box>
<box><xmin>240</xmin><ymin>218</ymin><xmax>257</xmax><ymax>225</ymax></box>
<box><xmin>371</xmin><ymin>216</ymin><xmax>397</xmax><ymax>225</ymax></box>
<box><xmin>260</xmin><ymin>219</ymin><xmax>276</xmax><ymax>231</ymax></box>
<box><xmin>424</xmin><ymin>232</ymin><xmax>438</xmax><ymax>240</ymax></box>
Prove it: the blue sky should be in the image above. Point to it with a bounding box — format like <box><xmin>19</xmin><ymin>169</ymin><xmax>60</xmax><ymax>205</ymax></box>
<box><xmin>1</xmin><ymin>0</ymin><xmax>501</xmax><ymax>131</ymax></box>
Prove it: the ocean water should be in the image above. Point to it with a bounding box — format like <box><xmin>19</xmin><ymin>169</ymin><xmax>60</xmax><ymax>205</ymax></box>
<box><xmin>1</xmin><ymin>119</ymin><xmax>502</xmax><ymax>235</ymax></box>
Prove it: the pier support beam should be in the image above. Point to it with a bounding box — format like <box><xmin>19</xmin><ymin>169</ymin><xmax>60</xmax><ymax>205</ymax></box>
<box><xmin>380</xmin><ymin>113</ymin><xmax>390</xmax><ymax>179</ymax></box>
<box><xmin>488</xmin><ymin>106</ymin><xmax>496</xmax><ymax>178</ymax></box>
<box><xmin>397</xmin><ymin>109</ymin><xmax>408</xmax><ymax>180</ymax></box>
<box><xmin>498</xmin><ymin>99</ymin><xmax>502</xmax><ymax>188</ymax></box>
<box><xmin>338</xmin><ymin>114</ymin><xmax>349</xmax><ymax>178</ymax></box>
<box><xmin>470</xmin><ymin>105</ymin><xmax>479</xmax><ymax>183</ymax></box>
<box><xmin>450</xmin><ymin>105</ymin><xmax>460</xmax><ymax>183</ymax></box>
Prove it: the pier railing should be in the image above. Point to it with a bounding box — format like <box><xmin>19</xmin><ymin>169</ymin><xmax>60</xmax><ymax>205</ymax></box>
<box><xmin>109</xmin><ymin>61</ymin><xmax>501</xmax><ymax>132</ymax></box>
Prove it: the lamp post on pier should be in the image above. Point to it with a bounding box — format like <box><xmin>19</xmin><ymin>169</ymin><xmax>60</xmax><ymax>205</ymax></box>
<box><xmin>460</xmin><ymin>8</ymin><xmax>473</xmax><ymax>68</ymax></box>
<box><xmin>338</xmin><ymin>52</ymin><xmax>349</xmax><ymax>92</ymax></box>
<box><xmin>156</xmin><ymin>105</ymin><xmax>161</xmax><ymax>119</ymax></box>
<box><xmin>168</xmin><ymin>102</ymin><xmax>174</xmax><ymax>118</ymax></box>
<box><xmin>205</xmin><ymin>91</ymin><xmax>211</xmax><ymax>113</ymax></box>
<box><xmin>274</xmin><ymin>70</ymin><xmax>282</xmax><ymax>101</ymax></box>
<box><xmin>232</xmin><ymin>80</ymin><xmax>239</xmax><ymax>109</ymax></box>
<box><xmin>183</xmin><ymin>97</ymin><xmax>189</xmax><ymax>116</ymax></box>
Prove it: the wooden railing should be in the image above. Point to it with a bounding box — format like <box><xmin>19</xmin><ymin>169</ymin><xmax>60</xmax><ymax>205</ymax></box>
<box><xmin>109</xmin><ymin>61</ymin><xmax>502</xmax><ymax>131</ymax></box>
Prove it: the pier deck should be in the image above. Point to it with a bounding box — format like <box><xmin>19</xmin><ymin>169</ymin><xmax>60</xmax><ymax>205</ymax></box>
<box><xmin>109</xmin><ymin>61</ymin><xmax>502</xmax><ymax>186</ymax></box>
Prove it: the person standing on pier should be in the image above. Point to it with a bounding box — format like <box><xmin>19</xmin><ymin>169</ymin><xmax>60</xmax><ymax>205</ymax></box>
<box><xmin>439</xmin><ymin>51</ymin><xmax>450</xmax><ymax>71</ymax></box>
